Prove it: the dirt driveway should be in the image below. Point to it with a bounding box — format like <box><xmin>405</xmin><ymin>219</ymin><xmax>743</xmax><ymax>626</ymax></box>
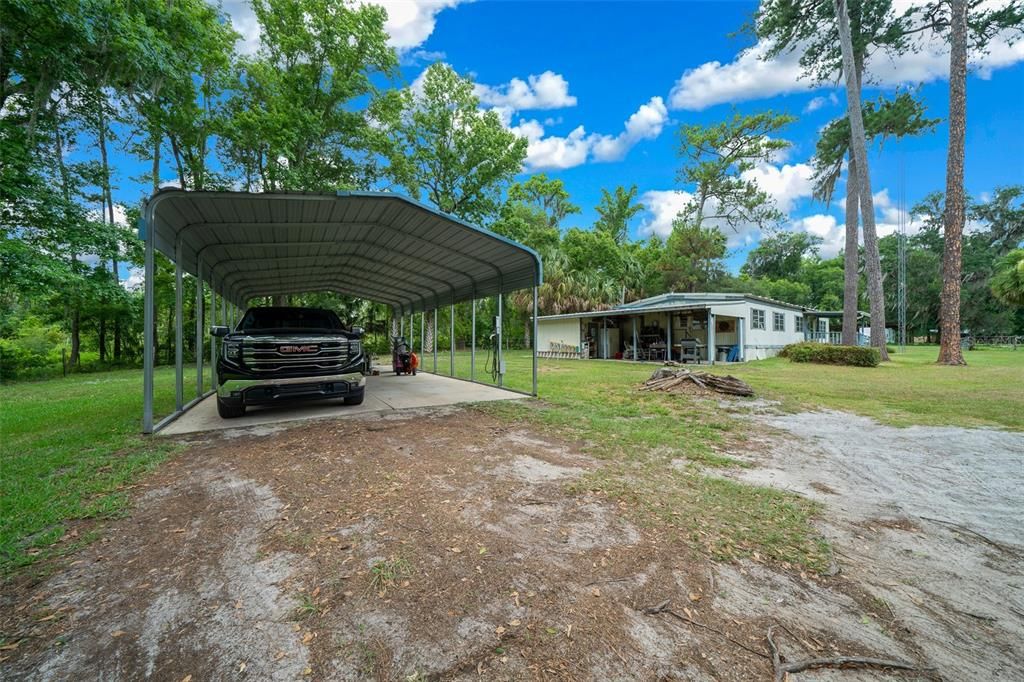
<box><xmin>2</xmin><ymin>404</ymin><xmax>1021</xmax><ymax>680</ymax></box>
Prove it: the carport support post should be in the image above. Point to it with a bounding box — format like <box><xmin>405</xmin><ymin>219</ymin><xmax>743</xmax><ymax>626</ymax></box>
<box><xmin>210</xmin><ymin>288</ymin><xmax>217</xmax><ymax>393</ymax></box>
<box><xmin>195</xmin><ymin>262</ymin><xmax>203</xmax><ymax>398</ymax></box>
<box><xmin>432</xmin><ymin>310</ymin><xmax>437</xmax><ymax>372</ymax></box>
<box><xmin>174</xmin><ymin>242</ymin><xmax>184</xmax><ymax>412</ymax></box>
<box><xmin>532</xmin><ymin>286</ymin><xmax>538</xmax><ymax>396</ymax></box>
<box><xmin>420</xmin><ymin>312</ymin><xmax>425</xmax><ymax>359</ymax></box>
<box><xmin>471</xmin><ymin>299</ymin><xmax>476</xmax><ymax>382</ymax></box>
<box><xmin>142</xmin><ymin>212</ymin><xmax>154</xmax><ymax>434</ymax></box>
<box><xmin>497</xmin><ymin>294</ymin><xmax>503</xmax><ymax>388</ymax></box>
<box><xmin>450</xmin><ymin>303</ymin><xmax>455</xmax><ymax>377</ymax></box>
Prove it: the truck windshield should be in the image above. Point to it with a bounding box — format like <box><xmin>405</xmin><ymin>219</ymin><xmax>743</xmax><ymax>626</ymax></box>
<box><xmin>238</xmin><ymin>308</ymin><xmax>343</xmax><ymax>333</ymax></box>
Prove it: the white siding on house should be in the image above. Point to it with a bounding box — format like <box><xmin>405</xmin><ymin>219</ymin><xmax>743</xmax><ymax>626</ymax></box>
<box><xmin>742</xmin><ymin>302</ymin><xmax>805</xmax><ymax>360</ymax></box>
<box><xmin>537</xmin><ymin>318</ymin><xmax>582</xmax><ymax>352</ymax></box>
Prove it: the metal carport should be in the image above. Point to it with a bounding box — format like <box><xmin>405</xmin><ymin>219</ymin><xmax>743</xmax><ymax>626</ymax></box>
<box><xmin>140</xmin><ymin>190</ymin><xmax>543</xmax><ymax>434</ymax></box>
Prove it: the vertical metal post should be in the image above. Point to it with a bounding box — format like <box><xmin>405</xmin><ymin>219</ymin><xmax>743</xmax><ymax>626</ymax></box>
<box><xmin>497</xmin><ymin>294</ymin><xmax>503</xmax><ymax>388</ymax></box>
<box><xmin>420</xmin><ymin>311</ymin><xmax>425</xmax><ymax>359</ymax></box>
<box><xmin>432</xmin><ymin>309</ymin><xmax>437</xmax><ymax>372</ymax></box>
<box><xmin>707</xmin><ymin>310</ymin><xmax>716</xmax><ymax>365</ymax></box>
<box><xmin>195</xmin><ymin>261</ymin><xmax>203</xmax><ymax>398</ymax></box>
<box><xmin>221</xmin><ymin>297</ymin><xmax>227</xmax><ymax>329</ymax></box>
<box><xmin>450</xmin><ymin>303</ymin><xmax>455</xmax><ymax>377</ymax></box>
<box><xmin>632</xmin><ymin>317</ymin><xmax>638</xmax><ymax>362</ymax></box>
<box><xmin>602</xmin><ymin>317</ymin><xmax>607</xmax><ymax>359</ymax></box>
<box><xmin>738</xmin><ymin>318</ymin><xmax>746</xmax><ymax>362</ymax></box>
<box><xmin>400</xmin><ymin>314</ymin><xmax>404</xmax><ymax>338</ymax></box>
<box><xmin>174</xmin><ymin>242</ymin><xmax>184</xmax><ymax>412</ymax></box>
<box><xmin>142</xmin><ymin>213</ymin><xmax>155</xmax><ymax>433</ymax></box>
<box><xmin>471</xmin><ymin>298</ymin><xmax>476</xmax><ymax>382</ymax></box>
<box><xmin>210</xmin><ymin>285</ymin><xmax>217</xmax><ymax>394</ymax></box>
<box><xmin>667</xmin><ymin>312</ymin><xmax>672</xmax><ymax>362</ymax></box>
<box><xmin>532</xmin><ymin>286</ymin><xmax>538</xmax><ymax>396</ymax></box>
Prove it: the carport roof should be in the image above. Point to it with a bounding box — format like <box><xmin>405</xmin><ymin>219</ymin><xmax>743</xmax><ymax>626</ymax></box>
<box><xmin>142</xmin><ymin>190</ymin><xmax>542</xmax><ymax>313</ymax></box>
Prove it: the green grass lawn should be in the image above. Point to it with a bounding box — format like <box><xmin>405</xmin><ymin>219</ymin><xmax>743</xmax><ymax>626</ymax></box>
<box><xmin>715</xmin><ymin>345</ymin><xmax>1024</xmax><ymax>430</ymax></box>
<box><xmin>5</xmin><ymin>344</ymin><xmax>1019</xmax><ymax>577</ymax></box>
<box><xmin>0</xmin><ymin>367</ymin><xmax>185</xmax><ymax>575</ymax></box>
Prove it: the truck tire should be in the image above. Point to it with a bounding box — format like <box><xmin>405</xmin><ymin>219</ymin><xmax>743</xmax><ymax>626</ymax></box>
<box><xmin>217</xmin><ymin>396</ymin><xmax>246</xmax><ymax>418</ymax></box>
<box><xmin>344</xmin><ymin>391</ymin><xmax>365</xmax><ymax>406</ymax></box>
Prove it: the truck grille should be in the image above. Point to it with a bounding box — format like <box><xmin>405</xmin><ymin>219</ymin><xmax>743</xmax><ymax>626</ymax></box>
<box><xmin>242</xmin><ymin>339</ymin><xmax>352</xmax><ymax>373</ymax></box>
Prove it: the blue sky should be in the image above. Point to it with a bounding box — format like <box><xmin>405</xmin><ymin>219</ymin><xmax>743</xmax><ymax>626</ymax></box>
<box><xmin>112</xmin><ymin>0</ymin><xmax>1024</xmax><ymax>279</ymax></box>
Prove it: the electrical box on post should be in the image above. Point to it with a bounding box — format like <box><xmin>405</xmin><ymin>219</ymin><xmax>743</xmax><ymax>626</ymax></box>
<box><xmin>499</xmin><ymin>360</ymin><xmax>506</xmax><ymax>375</ymax></box>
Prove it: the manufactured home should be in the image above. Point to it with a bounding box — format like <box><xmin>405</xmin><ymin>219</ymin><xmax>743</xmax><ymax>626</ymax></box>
<box><xmin>536</xmin><ymin>292</ymin><xmax>843</xmax><ymax>364</ymax></box>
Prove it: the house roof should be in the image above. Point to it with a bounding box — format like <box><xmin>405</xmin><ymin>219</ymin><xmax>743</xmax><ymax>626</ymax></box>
<box><xmin>537</xmin><ymin>292</ymin><xmax>826</xmax><ymax>321</ymax></box>
<box><xmin>140</xmin><ymin>190</ymin><xmax>543</xmax><ymax>313</ymax></box>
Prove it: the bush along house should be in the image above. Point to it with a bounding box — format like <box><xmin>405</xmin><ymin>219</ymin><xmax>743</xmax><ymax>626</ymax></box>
<box><xmin>535</xmin><ymin>292</ymin><xmax>856</xmax><ymax>364</ymax></box>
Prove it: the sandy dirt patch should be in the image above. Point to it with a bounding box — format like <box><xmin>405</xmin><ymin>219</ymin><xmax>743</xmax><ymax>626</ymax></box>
<box><xmin>727</xmin><ymin>408</ymin><xmax>1024</xmax><ymax>680</ymax></box>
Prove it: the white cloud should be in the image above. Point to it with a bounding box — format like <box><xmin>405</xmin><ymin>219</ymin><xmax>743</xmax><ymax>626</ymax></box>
<box><xmin>590</xmin><ymin>97</ymin><xmax>669</xmax><ymax>162</ymax></box>
<box><xmin>476</xmin><ymin>71</ymin><xmax>577</xmax><ymax>117</ymax></box>
<box><xmin>375</xmin><ymin>0</ymin><xmax>463</xmax><ymax>50</ymax></box>
<box><xmin>638</xmin><ymin>190</ymin><xmax>694</xmax><ymax>238</ymax></box>
<box><xmin>740</xmin><ymin>160</ymin><xmax>815</xmax><ymax>214</ymax></box>
<box><xmin>510</xmin><ymin>120</ymin><xmax>591</xmax><ymax>170</ymax></box>
<box><xmin>507</xmin><ymin>97</ymin><xmax>668</xmax><ymax>171</ymax></box>
<box><xmin>668</xmin><ymin>3</ymin><xmax>1024</xmax><ymax>111</ymax></box>
<box><xmin>220</xmin><ymin>0</ymin><xmax>464</xmax><ymax>54</ymax></box>
<box><xmin>123</xmin><ymin>266</ymin><xmax>144</xmax><ymax>292</ymax></box>
<box><xmin>221</xmin><ymin>0</ymin><xmax>261</xmax><ymax>55</ymax></box>
<box><xmin>639</xmin><ymin>157</ymin><xmax>816</xmax><ymax>245</ymax></box>
<box><xmin>669</xmin><ymin>40</ymin><xmax>807</xmax><ymax>111</ymax></box>
<box><xmin>803</xmin><ymin>92</ymin><xmax>839</xmax><ymax>113</ymax></box>
<box><xmin>790</xmin><ymin>213</ymin><xmax>845</xmax><ymax>257</ymax></box>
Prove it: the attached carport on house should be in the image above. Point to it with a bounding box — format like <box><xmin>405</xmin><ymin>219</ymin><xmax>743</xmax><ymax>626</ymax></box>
<box><xmin>140</xmin><ymin>190</ymin><xmax>542</xmax><ymax>434</ymax></box>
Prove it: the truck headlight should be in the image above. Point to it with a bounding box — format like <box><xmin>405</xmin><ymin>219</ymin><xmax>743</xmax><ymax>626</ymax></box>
<box><xmin>350</xmin><ymin>340</ymin><xmax>361</xmax><ymax>356</ymax></box>
<box><xmin>224</xmin><ymin>341</ymin><xmax>241</xmax><ymax>362</ymax></box>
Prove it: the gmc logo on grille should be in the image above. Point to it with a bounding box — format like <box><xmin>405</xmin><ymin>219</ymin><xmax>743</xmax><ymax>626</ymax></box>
<box><xmin>279</xmin><ymin>345</ymin><xmax>319</xmax><ymax>354</ymax></box>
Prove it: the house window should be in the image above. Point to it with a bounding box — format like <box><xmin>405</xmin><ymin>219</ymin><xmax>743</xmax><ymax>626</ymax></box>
<box><xmin>773</xmin><ymin>312</ymin><xmax>785</xmax><ymax>332</ymax></box>
<box><xmin>795</xmin><ymin>316</ymin><xmax>804</xmax><ymax>333</ymax></box>
<box><xmin>751</xmin><ymin>308</ymin><xmax>766</xmax><ymax>330</ymax></box>
<box><xmin>818</xmin><ymin>319</ymin><xmax>828</xmax><ymax>334</ymax></box>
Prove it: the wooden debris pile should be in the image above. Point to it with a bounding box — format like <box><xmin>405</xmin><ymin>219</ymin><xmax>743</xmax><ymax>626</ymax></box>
<box><xmin>641</xmin><ymin>367</ymin><xmax>754</xmax><ymax>397</ymax></box>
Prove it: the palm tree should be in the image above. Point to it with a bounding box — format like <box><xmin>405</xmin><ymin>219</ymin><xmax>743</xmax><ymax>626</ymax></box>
<box><xmin>991</xmin><ymin>249</ymin><xmax>1024</xmax><ymax>307</ymax></box>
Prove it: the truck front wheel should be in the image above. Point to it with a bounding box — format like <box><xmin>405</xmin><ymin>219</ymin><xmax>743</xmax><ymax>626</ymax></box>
<box><xmin>217</xmin><ymin>396</ymin><xmax>246</xmax><ymax>418</ymax></box>
<box><xmin>344</xmin><ymin>390</ymin><xmax>365</xmax><ymax>406</ymax></box>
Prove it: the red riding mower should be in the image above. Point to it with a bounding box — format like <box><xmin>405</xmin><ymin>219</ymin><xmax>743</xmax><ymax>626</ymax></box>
<box><xmin>392</xmin><ymin>336</ymin><xmax>419</xmax><ymax>376</ymax></box>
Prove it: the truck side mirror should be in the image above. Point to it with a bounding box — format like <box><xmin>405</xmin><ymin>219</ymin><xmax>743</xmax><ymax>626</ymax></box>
<box><xmin>210</xmin><ymin>325</ymin><xmax>230</xmax><ymax>337</ymax></box>
<box><xmin>351</xmin><ymin>326</ymin><xmax>365</xmax><ymax>337</ymax></box>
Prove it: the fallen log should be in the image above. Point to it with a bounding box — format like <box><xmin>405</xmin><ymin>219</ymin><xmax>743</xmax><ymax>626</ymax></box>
<box><xmin>641</xmin><ymin>367</ymin><xmax>754</xmax><ymax>397</ymax></box>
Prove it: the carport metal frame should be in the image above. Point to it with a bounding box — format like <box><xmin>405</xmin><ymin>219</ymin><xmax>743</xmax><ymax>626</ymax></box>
<box><xmin>140</xmin><ymin>190</ymin><xmax>542</xmax><ymax>434</ymax></box>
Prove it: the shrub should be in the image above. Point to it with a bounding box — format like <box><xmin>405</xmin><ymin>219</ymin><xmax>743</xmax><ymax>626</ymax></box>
<box><xmin>779</xmin><ymin>342</ymin><xmax>880</xmax><ymax>367</ymax></box>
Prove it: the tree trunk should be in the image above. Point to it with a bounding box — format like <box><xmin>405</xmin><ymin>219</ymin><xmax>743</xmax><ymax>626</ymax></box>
<box><xmin>834</xmin><ymin>0</ymin><xmax>889</xmax><ymax>361</ymax></box>
<box><xmin>938</xmin><ymin>0</ymin><xmax>968</xmax><ymax>365</ymax></box>
<box><xmin>841</xmin><ymin>152</ymin><xmax>860</xmax><ymax>345</ymax></box>
<box><xmin>69</xmin><ymin>308</ymin><xmax>81</xmax><ymax>367</ymax></box>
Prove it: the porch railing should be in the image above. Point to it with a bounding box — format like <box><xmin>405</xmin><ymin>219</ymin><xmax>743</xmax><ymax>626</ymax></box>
<box><xmin>804</xmin><ymin>331</ymin><xmax>870</xmax><ymax>346</ymax></box>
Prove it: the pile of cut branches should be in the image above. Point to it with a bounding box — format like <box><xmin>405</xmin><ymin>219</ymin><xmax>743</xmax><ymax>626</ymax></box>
<box><xmin>641</xmin><ymin>367</ymin><xmax>754</xmax><ymax>397</ymax></box>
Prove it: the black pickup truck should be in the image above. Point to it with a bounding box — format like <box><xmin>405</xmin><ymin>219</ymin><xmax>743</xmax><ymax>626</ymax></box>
<box><xmin>211</xmin><ymin>306</ymin><xmax>369</xmax><ymax>419</ymax></box>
